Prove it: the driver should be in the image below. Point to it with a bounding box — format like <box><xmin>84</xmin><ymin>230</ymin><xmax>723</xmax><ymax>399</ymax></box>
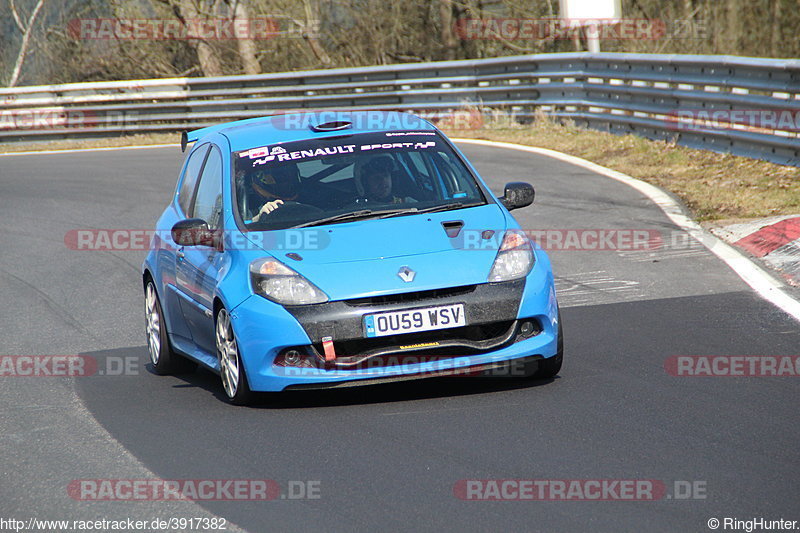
<box><xmin>248</xmin><ymin>164</ymin><xmax>303</xmax><ymax>222</ymax></box>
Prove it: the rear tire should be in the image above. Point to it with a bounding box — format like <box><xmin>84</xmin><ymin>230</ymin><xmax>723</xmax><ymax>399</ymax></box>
<box><xmin>144</xmin><ymin>280</ymin><xmax>197</xmax><ymax>375</ymax></box>
<box><xmin>534</xmin><ymin>308</ymin><xmax>563</xmax><ymax>379</ymax></box>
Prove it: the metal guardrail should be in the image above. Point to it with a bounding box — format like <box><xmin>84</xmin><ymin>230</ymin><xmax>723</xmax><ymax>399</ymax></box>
<box><xmin>1</xmin><ymin>53</ymin><xmax>799</xmax><ymax>165</ymax></box>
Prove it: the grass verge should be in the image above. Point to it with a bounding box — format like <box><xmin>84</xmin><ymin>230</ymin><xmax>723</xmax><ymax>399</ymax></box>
<box><xmin>444</xmin><ymin>117</ymin><xmax>800</xmax><ymax>222</ymax></box>
<box><xmin>0</xmin><ymin>133</ymin><xmax>178</xmax><ymax>154</ymax></box>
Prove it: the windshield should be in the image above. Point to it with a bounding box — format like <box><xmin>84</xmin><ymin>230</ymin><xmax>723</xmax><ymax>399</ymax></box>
<box><xmin>233</xmin><ymin>131</ymin><xmax>487</xmax><ymax>230</ymax></box>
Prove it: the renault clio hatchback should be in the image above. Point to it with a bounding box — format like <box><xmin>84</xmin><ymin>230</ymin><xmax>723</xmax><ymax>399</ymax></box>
<box><xmin>142</xmin><ymin>111</ymin><xmax>562</xmax><ymax>405</ymax></box>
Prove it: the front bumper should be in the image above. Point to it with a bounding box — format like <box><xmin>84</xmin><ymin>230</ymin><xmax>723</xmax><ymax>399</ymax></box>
<box><xmin>283</xmin><ymin>354</ymin><xmax>548</xmax><ymax>390</ymax></box>
<box><xmin>230</xmin><ymin>257</ymin><xmax>558</xmax><ymax>392</ymax></box>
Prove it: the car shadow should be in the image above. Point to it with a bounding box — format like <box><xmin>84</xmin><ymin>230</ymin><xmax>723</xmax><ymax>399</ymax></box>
<box><xmin>77</xmin><ymin>345</ymin><xmax>558</xmax><ymax>409</ymax></box>
<box><xmin>163</xmin><ymin>357</ymin><xmax>558</xmax><ymax>409</ymax></box>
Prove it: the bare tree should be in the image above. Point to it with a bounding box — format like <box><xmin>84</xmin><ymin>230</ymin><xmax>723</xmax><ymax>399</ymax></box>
<box><xmin>6</xmin><ymin>0</ymin><xmax>46</xmax><ymax>86</ymax></box>
<box><xmin>726</xmin><ymin>0</ymin><xmax>740</xmax><ymax>53</ymax></box>
<box><xmin>770</xmin><ymin>0</ymin><xmax>781</xmax><ymax>58</ymax></box>
<box><xmin>229</xmin><ymin>0</ymin><xmax>261</xmax><ymax>74</ymax></box>
<box><xmin>170</xmin><ymin>0</ymin><xmax>224</xmax><ymax>76</ymax></box>
<box><xmin>439</xmin><ymin>0</ymin><xmax>457</xmax><ymax>60</ymax></box>
<box><xmin>301</xmin><ymin>0</ymin><xmax>331</xmax><ymax>65</ymax></box>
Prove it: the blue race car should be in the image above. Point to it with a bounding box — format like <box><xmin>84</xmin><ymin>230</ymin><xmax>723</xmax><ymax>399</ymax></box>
<box><xmin>143</xmin><ymin>111</ymin><xmax>562</xmax><ymax>404</ymax></box>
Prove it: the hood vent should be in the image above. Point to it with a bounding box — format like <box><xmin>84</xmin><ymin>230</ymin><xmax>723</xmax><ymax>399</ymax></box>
<box><xmin>310</xmin><ymin>120</ymin><xmax>353</xmax><ymax>132</ymax></box>
<box><xmin>441</xmin><ymin>220</ymin><xmax>464</xmax><ymax>238</ymax></box>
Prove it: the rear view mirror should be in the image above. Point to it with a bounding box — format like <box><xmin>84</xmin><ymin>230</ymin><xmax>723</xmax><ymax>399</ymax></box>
<box><xmin>171</xmin><ymin>218</ymin><xmax>217</xmax><ymax>248</ymax></box>
<box><xmin>500</xmin><ymin>182</ymin><xmax>535</xmax><ymax>211</ymax></box>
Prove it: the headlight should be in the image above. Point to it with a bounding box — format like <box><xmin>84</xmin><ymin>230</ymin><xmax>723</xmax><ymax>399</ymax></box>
<box><xmin>488</xmin><ymin>231</ymin><xmax>535</xmax><ymax>282</ymax></box>
<box><xmin>250</xmin><ymin>258</ymin><xmax>328</xmax><ymax>305</ymax></box>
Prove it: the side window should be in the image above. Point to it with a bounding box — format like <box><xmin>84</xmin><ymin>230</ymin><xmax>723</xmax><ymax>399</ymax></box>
<box><xmin>177</xmin><ymin>143</ymin><xmax>210</xmax><ymax>215</ymax></box>
<box><xmin>191</xmin><ymin>146</ymin><xmax>224</xmax><ymax>231</ymax></box>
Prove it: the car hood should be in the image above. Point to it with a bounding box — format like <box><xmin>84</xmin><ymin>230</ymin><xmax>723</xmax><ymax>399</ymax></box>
<box><xmin>241</xmin><ymin>204</ymin><xmax>510</xmax><ymax>300</ymax></box>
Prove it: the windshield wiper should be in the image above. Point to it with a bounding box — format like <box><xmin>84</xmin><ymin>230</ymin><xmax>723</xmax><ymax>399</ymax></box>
<box><xmin>293</xmin><ymin>203</ymin><xmax>481</xmax><ymax>228</ymax></box>
<box><xmin>378</xmin><ymin>207</ymin><xmax>419</xmax><ymax>219</ymax></box>
<box><xmin>415</xmin><ymin>202</ymin><xmax>484</xmax><ymax>214</ymax></box>
<box><xmin>292</xmin><ymin>210</ymin><xmax>375</xmax><ymax>228</ymax></box>
<box><xmin>378</xmin><ymin>202</ymin><xmax>485</xmax><ymax>219</ymax></box>
<box><xmin>293</xmin><ymin>208</ymin><xmax>413</xmax><ymax>228</ymax></box>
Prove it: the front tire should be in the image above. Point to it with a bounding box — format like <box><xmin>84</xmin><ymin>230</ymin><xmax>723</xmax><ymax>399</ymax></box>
<box><xmin>534</xmin><ymin>308</ymin><xmax>563</xmax><ymax>379</ymax></box>
<box><xmin>145</xmin><ymin>280</ymin><xmax>196</xmax><ymax>375</ymax></box>
<box><xmin>215</xmin><ymin>308</ymin><xmax>253</xmax><ymax>405</ymax></box>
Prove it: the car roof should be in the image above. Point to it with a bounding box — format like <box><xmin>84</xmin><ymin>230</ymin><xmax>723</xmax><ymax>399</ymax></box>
<box><xmin>191</xmin><ymin>111</ymin><xmax>438</xmax><ymax>153</ymax></box>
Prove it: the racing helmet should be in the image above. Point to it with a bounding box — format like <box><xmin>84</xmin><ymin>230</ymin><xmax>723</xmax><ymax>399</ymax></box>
<box><xmin>250</xmin><ymin>163</ymin><xmax>300</xmax><ymax>199</ymax></box>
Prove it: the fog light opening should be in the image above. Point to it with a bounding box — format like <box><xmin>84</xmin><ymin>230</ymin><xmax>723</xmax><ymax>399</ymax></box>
<box><xmin>520</xmin><ymin>321</ymin><xmax>534</xmax><ymax>337</ymax></box>
<box><xmin>274</xmin><ymin>348</ymin><xmax>317</xmax><ymax>368</ymax></box>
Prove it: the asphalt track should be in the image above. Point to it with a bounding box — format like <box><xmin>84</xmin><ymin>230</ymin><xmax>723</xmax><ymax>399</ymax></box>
<box><xmin>1</xmin><ymin>143</ymin><xmax>799</xmax><ymax>532</ymax></box>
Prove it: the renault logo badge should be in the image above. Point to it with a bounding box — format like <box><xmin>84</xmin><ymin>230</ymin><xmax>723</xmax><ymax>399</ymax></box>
<box><xmin>397</xmin><ymin>266</ymin><xmax>416</xmax><ymax>282</ymax></box>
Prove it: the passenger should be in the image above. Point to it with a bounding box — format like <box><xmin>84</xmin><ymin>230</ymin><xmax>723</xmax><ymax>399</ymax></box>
<box><xmin>362</xmin><ymin>157</ymin><xmax>416</xmax><ymax>204</ymax></box>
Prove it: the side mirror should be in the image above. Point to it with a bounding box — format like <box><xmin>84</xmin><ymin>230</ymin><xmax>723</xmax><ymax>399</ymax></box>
<box><xmin>500</xmin><ymin>182</ymin><xmax>535</xmax><ymax>211</ymax></box>
<box><xmin>171</xmin><ymin>218</ymin><xmax>217</xmax><ymax>248</ymax></box>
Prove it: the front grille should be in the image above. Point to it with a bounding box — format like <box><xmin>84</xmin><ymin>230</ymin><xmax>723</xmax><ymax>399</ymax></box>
<box><xmin>308</xmin><ymin>319</ymin><xmax>537</xmax><ymax>370</ymax></box>
<box><xmin>343</xmin><ymin>285</ymin><xmax>477</xmax><ymax>307</ymax></box>
<box><xmin>314</xmin><ymin>320</ymin><xmax>513</xmax><ymax>356</ymax></box>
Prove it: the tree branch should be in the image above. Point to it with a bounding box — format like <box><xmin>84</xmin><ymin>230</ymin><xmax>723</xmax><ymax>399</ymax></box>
<box><xmin>8</xmin><ymin>0</ymin><xmax>46</xmax><ymax>87</ymax></box>
<box><xmin>9</xmin><ymin>0</ymin><xmax>25</xmax><ymax>32</ymax></box>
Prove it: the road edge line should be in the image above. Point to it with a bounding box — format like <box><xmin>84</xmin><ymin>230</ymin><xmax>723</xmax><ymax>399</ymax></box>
<box><xmin>0</xmin><ymin>143</ymin><xmax>180</xmax><ymax>157</ymax></box>
<box><xmin>454</xmin><ymin>137</ymin><xmax>800</xmax><ymax>323</ymax></box>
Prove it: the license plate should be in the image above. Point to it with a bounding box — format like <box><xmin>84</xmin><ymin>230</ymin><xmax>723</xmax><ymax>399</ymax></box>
<box><xmin>363</xmin><ymin>303</ymin><xmax>466</xmax><ymax>338</ymax></box>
